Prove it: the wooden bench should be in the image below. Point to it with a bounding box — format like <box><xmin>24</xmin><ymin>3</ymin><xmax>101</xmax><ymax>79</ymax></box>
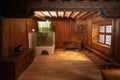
<box><xmin>63</xmin><ymin>41</ymin><xmax>81</xmax><ymax>51</ymax></box>
<box><xmin>101</xmin><ymin>68</ymin><xmax>120</xmax><ymax>80</ymax></box>
<box><xmin>85</xmin><ymin>46</ymin><xmax>120</xmax><ymax>68</ymax></box>
<box><xmin>0</xmin><ymin>49</ymin><xmax>34</xmax><ymax>80</ymax></box>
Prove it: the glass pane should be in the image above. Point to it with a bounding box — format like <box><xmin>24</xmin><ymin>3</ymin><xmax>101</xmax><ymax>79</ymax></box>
<box><xmin>99</xmin><ymin>34</ymin><xmax>104</xmax><ymax>43</ymax></box>
<box><xmin>106</xmin><ymin>35</ymin><xmax>111</xmax><ymax>45</ymax></box>
<box><xmin>106</xmin><ymin>25</ymin><xmax>112</xmax><ymax>33</ymax></box>
<box><xmin>100</xmin><ymin>26</ymin><xmax>105</xmax><ymax>32</ymax></box>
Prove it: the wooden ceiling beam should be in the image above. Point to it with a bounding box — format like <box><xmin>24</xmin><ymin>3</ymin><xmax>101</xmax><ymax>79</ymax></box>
<box><xmin>31</xmin><ymin>1</ymin><xmax>120</xmax><ymax>11</ymax></box>
<box><xmin>74</xmin><ymin>12</ymin><xmax>81</xmax><ymax>18</ymax></box>
<box><xmin>69</xmin><ymin>12</ymin><xmax>73</xmax><ymax>18</ymax></box>
<box><xmin>76</xmin><ymin>12</ymin><xmax>88</xmax><ymax>19</ymax></box>
<box><xmin>48</xmin><ymin>11</ymin><xmax>53</xmax><ymax>17</ymax></box>
<box><xmin>79</xmin><ymin>12</ymin><xmax>89</xmax><ymax>19</ymax></box>
<box><xmin>56</xmin><ymin>11</ymin><xmax>58</xmax><ymax>17</ymax></box>
<box><xmin>82</xmin><ymin>12</ymin><xmax>97</xmax><ymax>19</ymax></box>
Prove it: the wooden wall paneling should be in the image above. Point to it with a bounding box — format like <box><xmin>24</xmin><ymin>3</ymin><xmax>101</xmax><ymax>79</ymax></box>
<box><xmin>63</xmin><ymin>21</ymin><xmax>70</xmax><ymax>41</ymax></box>
<box><xmin>52</xmin><ymin>20</ymin><xmax>71</xmax><ymax>48</ymax></box>
<box><xmin>10</xmin><ymin>18</ymin><xmax>27</xmax><ymax>54</ymax></box>
<box><xmin>2</xmin><ymin>19</ymin><xmax>12</xmax><ymax>57</ymax></box>
<box><xmin>118</xmin><ymin>19</ymin><xmax>120</xmax><ymax>59</ymax></box>
<box><xmin>70</xmin><ymin>21</ymin><xmax>83</xmax><ymax>42</ymax></box>
<box><xmin>92</xmin><ymin>43</ymin><xmax>111</xmax><ymax>55</ymax></box>
<box><xmin>86</xmin><ymin>19</ymin><xmax>92</xmax><ymax>47</ymax></box>
<box><xmin>92</xmin><ymin>24</ymin><xmax>98</xmax><ymax>43</ymax></box>
<box><xmin>27</xmin><ymin>18</ymin><xmax>38</xmax><ymax>33</ymax></box>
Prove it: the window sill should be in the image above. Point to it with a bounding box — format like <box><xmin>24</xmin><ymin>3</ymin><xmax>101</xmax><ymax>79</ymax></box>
<box><xmin>92</xmin><ymin>42</ymin><xmax>111</xmax><ymax>49</ymax></box>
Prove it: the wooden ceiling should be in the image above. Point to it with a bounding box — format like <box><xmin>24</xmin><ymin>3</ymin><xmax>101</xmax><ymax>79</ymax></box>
<box><xmin>32</xmin><ymin>0</ymin><xmax>120</xmax><ymax>19</ymax></box>
<box><xmin>31</xmin><ymin>0</ymin><xmax>120</xmax><ymax>11</ymax></box>
<box><xmin>34</xmin><ymin>11</ymin><xmax>98</xmax><ymax>20</ymax></box>
<box><xmin>1</xmin><ymin>0</ymin><xmax>120</xmax><ymax>18</ymax></box>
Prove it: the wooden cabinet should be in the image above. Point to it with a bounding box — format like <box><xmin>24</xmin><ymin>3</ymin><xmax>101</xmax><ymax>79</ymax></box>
<box><xmin>0</xmin><ymin>49</ymin><xmax>34</xmax><ymax>80</ymax></box>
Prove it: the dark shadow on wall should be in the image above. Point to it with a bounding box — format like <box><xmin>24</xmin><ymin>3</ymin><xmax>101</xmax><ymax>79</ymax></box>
<box><xmin>0</xmin><ymin>1</ymin><xmax>2</xmax><ymax>57</ymax></box>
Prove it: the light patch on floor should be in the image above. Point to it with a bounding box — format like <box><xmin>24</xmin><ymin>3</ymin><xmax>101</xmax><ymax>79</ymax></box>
<box><xmin>55</xmin><ymin>50</ymin><xmax>90</xmax><ymax>61</ymax></box>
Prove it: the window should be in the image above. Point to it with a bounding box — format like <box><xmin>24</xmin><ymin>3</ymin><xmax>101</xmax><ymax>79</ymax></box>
<box><xmin>99</xmin><ymin>25</ymin><xmax>112</xmax><ymax>45</ymax></box>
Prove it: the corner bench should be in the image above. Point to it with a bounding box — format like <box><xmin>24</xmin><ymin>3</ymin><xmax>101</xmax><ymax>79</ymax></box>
<box><xmin>101</xmin><ymin>68</ymin><xmax>120</xmax><ymax>80</ymax></box>
<box><xmin>0</xmin><ymin>49</ymin><xmax>34</xmax><ymax>80</ymax></box>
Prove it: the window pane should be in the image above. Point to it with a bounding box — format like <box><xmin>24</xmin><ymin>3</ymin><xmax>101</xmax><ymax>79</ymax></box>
<box><xmin>99</xmin><ymin>34</ymin><xmax>104</xmax><ymax>43</ymax></box>
<box><xmin>106</xmin><ymin>25</ymin><xmax>112</xmax><ymax>33</ymax></box>
<box><xmin>106</xmin><ymin>35</ymin><xmax>111</xmax><ymax>45</ymax></box>
<box><xmin>100</xmin><ymin>26</ymin><xmax>105</xmax><ymax>32</ymax></box>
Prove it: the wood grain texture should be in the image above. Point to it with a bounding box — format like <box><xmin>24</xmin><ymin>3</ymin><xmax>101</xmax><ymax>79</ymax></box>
<box><xmin>111</xmin><ymin>19</ymin><xmax>120</xmax><ymax>59</ymax></box>
<box><xmin>85</xmin><ymin>16</ymin><xmax>112</xmax><ymax>56</ymax></box>
<box><xmin>2</xmin><ymin>18</ymin><xmax>28</xmax><ymax>57</ymax></box>
<box><xmin>52</xmin><ymin>20</ymin><xmax>83</xmax><ymax>48</ymax></box>
<box><xmin>10</xmin><ymin>19</ymin><xmax>27</xmax><ymax>54</ymax></box>
<box><xmin>86</xmin><ymin>19</ymin><xmax>92</xmax><ymax>47</ymax></box>
<box><xmin>27</xmin><ymin>18</ymin><xmax>38</xmax><ymax>33</ymax></box>
<box><xmin>2</xmin><ymin>19</ymin><xmax>11</xmax><ymax>57</ymax></box>
<box><xmin>52</xmin><ymin>20</ymin><xmax>71</xmax><ymax>48</ymax></box>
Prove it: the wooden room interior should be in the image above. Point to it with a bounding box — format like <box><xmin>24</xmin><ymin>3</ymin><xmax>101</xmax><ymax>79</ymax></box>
<box><xmin>0</xmin><ymin>0</ymin><xmax>120</xmax><ymax>80</ymax></box>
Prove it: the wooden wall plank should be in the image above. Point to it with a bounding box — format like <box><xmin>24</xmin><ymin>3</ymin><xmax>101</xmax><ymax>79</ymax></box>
<box><xmin>2</xmin><ymin>19</ymin><xmax>11</xmax><ymax>57</ymax></box>
<box><xmin>52</xmin><ymin>19</ymin><xmax>84</xmax><ymax>48</ymax></box>
<box><xmin>111</xmin><ymin>19</ymin><xmax>120</xmax><ymax>59</ymax></box>
<box><xmin>52</xmin><ymin>20</ymin><xmax>71</xmax><ymax>48</ymax></box>
<box><xmin>86</xmin><ymin>19</ymin><xmax>92</xmax><ymax>47</ymax></box>
<box><xmin>27</xmin><ymin>18</ymin><xmax>38</xmax><ymax>33</ymax></box>
<box><xmin>2</xmin><ymin>18</ymin><xmax>29</xmax><ymax>57</ymax></box>
<box><xmin>10</xmin><ymin>19</ymin><xmax>27</xmax><ymax>54</ymax></box>
<box><xmin>85</xmin><ymin>16</ymin><xmax>112</xmax><ymax>56</ymax></box>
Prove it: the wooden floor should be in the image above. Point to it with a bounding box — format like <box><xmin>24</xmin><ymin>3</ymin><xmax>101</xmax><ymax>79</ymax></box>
<box><xmin>18</xmin><ymin>49</ymin><xmax>103</xmax><ymax>80</ymax></box>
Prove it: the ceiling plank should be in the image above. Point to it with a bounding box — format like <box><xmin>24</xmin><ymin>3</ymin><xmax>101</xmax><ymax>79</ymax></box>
<box><xmin>70</xmin><ymin>12</ymin><xmax>80</xmax><ymax>18</ymax></box>
<box><xmin>79</xmin><ymin>12</ymin><xmax>89</xmax><ymax>19</ymax></box>
<box><xmin>41</xmin><ymin>11</ymin><xmax>51</xmax><ymax>17</ymax></box>
<box><xmin>65</xmin><ymin>11</ymin><xmax>72</xmax><ymax>18</ymax></box>
<box><xmin>34</xmin><ymin>11</ymin><xmax>45</xmax><ymax>18</ymax></box>
<box><xmin>74</xmin><ymin>12</ymin><xmax>81</xmax><ymax>18</ymax></box>
<box><xmin>76</xmin><ymin>12</ymin><xmax>88</xmax><ymax>19</ymax></box>
<box><xmin>58</xmin><ymin>11</ymin><xmax>64</xmax><ymax>17</ymax></box>
<box><xmin>81</xmin><ymin>12</ymin><xmax>97</xmax><ymax>19</ymax></box>
<box><xmin>48</xmin><ymin>11</ymin><xmax>53</xmax><ymax>17</ymax></box>
<box><xmin>49</xmin><ymin>11</ymin><xmax>57</xmax><ymax>17</ymax></box>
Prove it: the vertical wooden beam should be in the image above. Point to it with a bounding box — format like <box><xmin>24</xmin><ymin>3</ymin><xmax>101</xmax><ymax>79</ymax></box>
<box><xmin>0</xmin><ymin>1</ymin><xmax>2</xmax><ymax>57</ymax></box>
<box><xmin>0</xmin><ymin>17</ymin><xmax>2</xmax><ymax>57</ymax></box>
<box><xmin>111</xmin><ymin>19</ymin><xmax>120</xmax><ymax>60</ymax></box>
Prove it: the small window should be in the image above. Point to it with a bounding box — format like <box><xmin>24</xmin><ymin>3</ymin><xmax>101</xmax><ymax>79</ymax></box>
<box><xmin>106</xmin><ymin>25</ymin><xmax>112</xmax><ymax>33</ymax></box>
<box><xmin>106</xmin><ymin>35</ymin><xmax>111</xmax><ymax>45</ymax></box>
<box><xmin>99</xmin><ymin>25</ymin><xmax>112</xmax><ymax>46</ymax></box>
<box><xmin>100</xmin><ymin>26</ymin><xmax>105</xmax><ymax>33</ymax></box>
<box><xmin>99</xmin><ymin>34</ymin><xmax>104</xmax><ymax>43</ymax></box>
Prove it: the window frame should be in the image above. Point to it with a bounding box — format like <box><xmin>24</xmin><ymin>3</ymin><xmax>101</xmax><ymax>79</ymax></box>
<box><xmin>98</xmin><ymin>24</ymin><xmax>112</xmax><ymax>46</ymax></box>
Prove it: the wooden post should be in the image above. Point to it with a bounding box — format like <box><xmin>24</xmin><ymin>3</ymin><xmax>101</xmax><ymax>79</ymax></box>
<box><xmin>0</xmin><ymin>1</ymin><xmax>2</xmax><ymax>57</ymax></box>
<box><xmin>111</xmin><ymin>19</ymin><xmax>120</xmax><ymax>60</ymax></box>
